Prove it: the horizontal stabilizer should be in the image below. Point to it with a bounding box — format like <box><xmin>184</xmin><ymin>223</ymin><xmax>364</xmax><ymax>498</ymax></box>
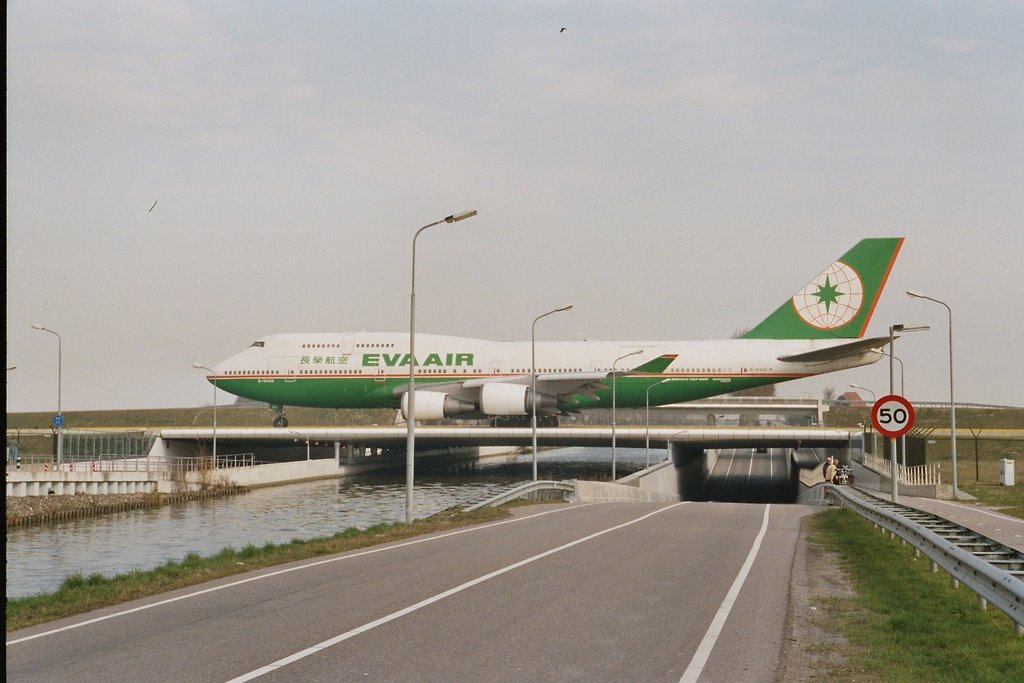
<box><xmin>777</xmin><ymin>336</ymin><xmax>892</xmax><ymax>363</ymax></box>
<box><xmin>626</xmin><ymin>354</ymin><xmax>678</xmax><ymax>374</ymax></box>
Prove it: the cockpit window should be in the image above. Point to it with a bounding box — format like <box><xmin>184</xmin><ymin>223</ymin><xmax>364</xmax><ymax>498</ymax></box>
<box><xmin>250</xmin><ymin>341</ymin><xmax>265</xmax><ymax>348</ymax></box>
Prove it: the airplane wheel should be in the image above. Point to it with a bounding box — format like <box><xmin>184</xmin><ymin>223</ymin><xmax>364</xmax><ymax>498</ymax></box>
<box><xmin>273</xmin><ymin>416</ymin><xmax>288</xmax><ymax>428</ymax></box>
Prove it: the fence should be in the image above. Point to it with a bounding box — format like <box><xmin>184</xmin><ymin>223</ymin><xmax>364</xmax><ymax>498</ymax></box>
<box><xmin>14</xmin><ymin>453</ymin><xmax>258</xmax><ymax>474</ymax></box>
<box><xmin>864</xmin><ymin>452</ymin><xmax>942</xmax><ymax>486</ymax></box>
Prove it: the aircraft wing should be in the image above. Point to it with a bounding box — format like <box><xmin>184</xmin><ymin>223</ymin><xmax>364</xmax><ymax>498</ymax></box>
<box><xmin>392</xmin><ymin>354</ymin><xmax>679</xmax><ymax>405</ymax></box>
<box><xmin>777</xmin><ymin>336</ymin><xmax>892</xmax><ymax>364</ymax></box>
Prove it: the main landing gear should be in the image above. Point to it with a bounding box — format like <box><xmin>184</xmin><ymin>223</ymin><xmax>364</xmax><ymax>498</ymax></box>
<box><xmin>271</xmin><ymin>405</ymin><xmax>289</xmax><ymax>428</ymax></box>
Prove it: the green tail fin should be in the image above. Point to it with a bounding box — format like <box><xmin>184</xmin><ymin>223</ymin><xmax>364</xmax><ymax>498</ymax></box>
<box><xmin>742</xmin><ymin>238</ymin><xmax>904</xmax><ymax>340</ymax></box>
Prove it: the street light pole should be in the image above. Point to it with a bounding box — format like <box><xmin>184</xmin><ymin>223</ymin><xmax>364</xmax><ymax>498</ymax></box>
<box><xmin>907</xmin><ymin>290</ymin><xmax>958</xmax><ymax>499</ymax></box>
<box><xmin>31</xmin><ymin>324</ymin><xmax>63</xmax><ymax>465</ymax></box>
<box><xmin>531</xmin><ymin>305</ymin><xmax>573</xmax><ymax>481</ymax></box>
<box><xmin>192</xmin><ymin>363</ymin><xmax>218</xmax><ymax>468</ymax></box>
<box><xmin>645</xmin><ymin>379</ymin><xmax>669</xmax><ymax>468</ymax></box>
<box><xmin>850</xmin><ymin>383</ymin><xmax>876</xmax><ymax>458</ymax></box>
<box><xmin>406</xmin><ymin>210</ymin><xmax>477</xmax><ymax>524</ymax></box>
<box><xmin>887</xmin><ymin>323</ymin><xmax>928</xmax><ymax>502</ymax></box>
<box><xmin>611</xmin><ymin>349</ymin><xmax>643</xmax><ymax>481</ymax></box>
<box><xmin>884</xmin><ymin>352</ymin><xmax>907</xmax><ymax>466</ymax></box>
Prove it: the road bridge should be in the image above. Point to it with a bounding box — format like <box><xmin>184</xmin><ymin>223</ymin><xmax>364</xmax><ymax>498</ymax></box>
<box><xmin>152</xmin><ymin>426</ymin><xmax>859</xmax><ymax>504</ymax></box>
<box><xmin>157</xmin><ymin>424</ymin><xmax>856</xmax><ymax>452</ymax></box>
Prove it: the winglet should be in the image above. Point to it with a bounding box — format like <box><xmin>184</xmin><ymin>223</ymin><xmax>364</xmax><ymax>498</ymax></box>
<box><xmin>742</xmin><ymin>238</ymin><xmax>904</xmax><ymax>340</ymax></box>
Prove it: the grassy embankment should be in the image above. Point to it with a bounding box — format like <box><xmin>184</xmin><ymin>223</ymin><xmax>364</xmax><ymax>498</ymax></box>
<box><xmin>810</xmin><ymin>508</ymin><xmax>1024</xmax><ymax>682</ymax></box>
<box><xmin>5</xmin><ymin>405</ymin><xmax>395</xmax><ymax>459</ymax></box>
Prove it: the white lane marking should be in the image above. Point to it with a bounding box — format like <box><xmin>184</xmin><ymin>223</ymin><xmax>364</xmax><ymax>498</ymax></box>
<box><xmin>227</xmin><ymin>502</ymin><xmax>689</xmax><ymax>683</ymax></box>
<box><xmin>679</xmin><ymin>504</ymin><xmax>771</xmax><ymax>683</ymax></box>
<box><xmin>7</xmin><ymin>504</ymin><xmax>582</xmax><ymax>645</ymax></box>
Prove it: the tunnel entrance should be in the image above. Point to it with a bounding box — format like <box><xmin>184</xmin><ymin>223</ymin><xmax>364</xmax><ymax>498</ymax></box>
<box><xmin>674</xmin><ymin>445</ymin><xmax>830</xmax><ymax>504</ymax></box>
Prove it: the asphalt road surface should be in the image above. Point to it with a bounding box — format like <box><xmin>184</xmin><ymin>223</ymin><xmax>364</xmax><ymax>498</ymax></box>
<box><xmin>8</xmin><ymin>501</ymin><xmax>819</xmax><ymax>682</ymax></box>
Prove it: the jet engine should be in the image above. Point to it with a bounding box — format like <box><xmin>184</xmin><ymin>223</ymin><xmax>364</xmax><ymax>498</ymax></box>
<box><xmin>401</xmin><ymin>391</ymin><xmax>476</xmax><ymax>421</ymax></box>
<box><xmin>480</xmin><ymin>383</ymin><xmax>557</xmax><ymax>416</ymax></box>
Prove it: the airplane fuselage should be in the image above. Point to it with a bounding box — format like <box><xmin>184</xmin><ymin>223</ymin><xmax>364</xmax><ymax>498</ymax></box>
<box><xmin>212</xmin><ymin>332</ymin><xmax>880</xmax><ymax>415</ymax></box>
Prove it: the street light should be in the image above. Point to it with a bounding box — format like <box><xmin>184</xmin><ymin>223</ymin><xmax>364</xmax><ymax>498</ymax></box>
<box><xmin>406</xmin><ymin>210</ymin><xmax>477</xmax><ymax>523</ymax></box>
<box><xmin>531</xmin><ymin>304</ymin><xmax>573</xmax><ymax>481</ymax></box>
<box><xmin>883</xmin><ymin>352</ymin><xmax>907</xmax><ymax>467</ymax></box>
<box><xmin>192</xmin><ymin>363</ymin><xmax>218</xmax><ymax>468</ymax></box>
<box><xmin>645</xmin><ymin>379</ymin><xmax>670</xmax><ymax>468</ymax></box>
<box><xmin>887</xmin><ymin>323</ymin><xmax>929</xmax><ymax>501</ymax></box>
<box><xmin>850</xmin><ymin>383</ymin><xmax>876</xmax><ymax>458</ymax></box>
<box><xmin>888</xmin><ymin>324</ymin><xmax>929</xmax><ymax>399</ymax></box>
<box><xmin>31</xmin><ymin>324</ymin><xmax>63</xmax><ymax>465</ymax></box>
<box><xmin>907</xmin><ymin>289</ymin><xmax>958</xmax><ymax>499</ymax></box>
<box><xmin>611</xmin><ymin>349</ymin><xmax>643</xmax><ymax>481</ymax></box>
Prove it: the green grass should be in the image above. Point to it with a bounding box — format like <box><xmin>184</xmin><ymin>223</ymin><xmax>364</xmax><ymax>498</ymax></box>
<box><xmin>811</xmin><ymin>508</ymin><xmax>1024</xmax><ymax>682</ymax></box>
<box><xmin>6</xmin><ymin>506</ymin><xmax>509</xmax><ymax>632</ymax></box>
<box><xmin>959</xmin><ymin>483</ymin><xmax>1024</xmax><ymax>519</ymax></box>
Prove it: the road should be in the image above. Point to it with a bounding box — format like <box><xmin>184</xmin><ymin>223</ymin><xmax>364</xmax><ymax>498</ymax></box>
<box><xmin>701</xmin><ymin>447</ymin><xmax>795</xmax><ymax>503</ymax></box>
<box><xmin>7</xmin><ymin>501</ymin><xmax>819</xmax><ymax>682</ymax></box>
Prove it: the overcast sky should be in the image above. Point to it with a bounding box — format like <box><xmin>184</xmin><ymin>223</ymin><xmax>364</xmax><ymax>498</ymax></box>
<box><xmin>7</xmin><ymin>2</ymin><xmax>1023</xmax><ymax>413</ymax></box>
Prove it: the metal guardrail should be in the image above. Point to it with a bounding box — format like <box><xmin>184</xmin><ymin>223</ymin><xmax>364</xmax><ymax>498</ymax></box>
<box><xmin>464</xmin><ymin>481</ymin><xmax>576</xmax><ymax>512</ymax></box>
<box><xmin>828</xmin><ymin>486</ymin><xmax>1024</xmax><ymax>634</ymax></box>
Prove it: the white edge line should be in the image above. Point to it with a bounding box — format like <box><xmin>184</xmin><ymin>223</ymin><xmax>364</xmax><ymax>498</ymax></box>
<box><xmin>227</xmin><ymin>502</ymin><xmax>689</xmax><ymax>682</ymax></box>
<box><xmin>7</xmin><ymin>504</ymin><xmax>584</xmax><ymax>645</ymax></box>
<box><xmin>926</xmin><ymin>498</ymin><xmax>1024</xmax><ymax>524</ymax></box>
<box><xmin>679</xmin><ymin>504</ymin><xmax>772</xmax><ymax>683</ymax></box>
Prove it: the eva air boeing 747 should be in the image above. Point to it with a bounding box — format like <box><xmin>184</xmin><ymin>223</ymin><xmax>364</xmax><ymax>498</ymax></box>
<box><xmin>206</xmin><ymin>238</ymin><xmax>903</xmax><ymax>428</ymax></box>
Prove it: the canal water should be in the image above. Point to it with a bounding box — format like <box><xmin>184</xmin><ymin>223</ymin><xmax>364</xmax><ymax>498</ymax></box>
<box><xmin>6</xmin><ymin>447</ymin><xmax>662</xmax><ymax>599</ymax></box>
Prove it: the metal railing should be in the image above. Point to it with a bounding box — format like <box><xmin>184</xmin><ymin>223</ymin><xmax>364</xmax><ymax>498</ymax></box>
<box><xmin>464</xmin><ymin>481</ymin><xmax>576</xmax><ymax>512</ymax></box>
<box><xmin>10</xmin><ymin>453</ymin><xmax>259</xmax><ymax>473</ymax></box>
<box><xmin>864</xmin><ymin>453</ymin><xmax>942</xmax><ymax>486</ymax></box>
<box><xmin>828</xmin><ymin>485</ymin><xmax>1024</xmax><ymax>634</ymax></box>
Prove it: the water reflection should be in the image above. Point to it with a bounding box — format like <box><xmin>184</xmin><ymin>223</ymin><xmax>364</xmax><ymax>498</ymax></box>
<box><xmin>5</xmin><ymin>447</ymin><xmax>659</xmax><ymax>598</ymax></box>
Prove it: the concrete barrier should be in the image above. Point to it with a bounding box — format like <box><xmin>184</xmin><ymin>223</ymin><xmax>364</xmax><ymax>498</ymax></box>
<box><xmin>572</xmin><ymin>480</ymin><xmax>681</xmax><ymax>504</ymax></box>
<box><xmin>6</xmin><ymin>469</ymin><xmax>160</xmax><ymax>497</ymax></box>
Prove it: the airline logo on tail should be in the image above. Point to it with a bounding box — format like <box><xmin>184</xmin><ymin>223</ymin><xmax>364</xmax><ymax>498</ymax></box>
<box><xmin>742</xmin><ymin>237</ymin><xmax>904</xmax><ymax>340</ymax></box>
<box><xmin>792</xmin><ymin>259</ymin><xmax>864</xmax><ymax>330</ymax></box>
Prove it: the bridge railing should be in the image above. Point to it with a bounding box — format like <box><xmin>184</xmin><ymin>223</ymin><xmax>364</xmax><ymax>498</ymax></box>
<box><xmin>864</xmin><ymin>453</ymin><xmax>942</xmax><ymax>486</ymax></box>
<box><xmin>13</xmin><ymin>453</ymin><xmax>260</xmax><ymax>473</ymax></box>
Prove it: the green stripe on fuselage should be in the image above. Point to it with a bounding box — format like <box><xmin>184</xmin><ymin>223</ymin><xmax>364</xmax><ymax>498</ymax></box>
<box><xmin>218</xmin><ymin>373</ymin><xmax>798</xmax><ymax>412</ymax></box>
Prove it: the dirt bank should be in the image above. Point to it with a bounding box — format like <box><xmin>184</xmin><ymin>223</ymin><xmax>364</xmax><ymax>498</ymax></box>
<box><xmin>6</xmin><ymin>488</ymin><xmax>246</xmax><ymax>527</ymax></box>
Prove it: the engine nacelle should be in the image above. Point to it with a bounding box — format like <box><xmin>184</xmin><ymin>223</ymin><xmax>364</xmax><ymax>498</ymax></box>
<box><xmin>480</xmin><ymin>383</ymin><xmax>556</xmax><ymax>416</ymax></box>
<box><xmin>401</xmin><ymin>391</ymin><xmax>476</xmax><ymax>421</ymax></box>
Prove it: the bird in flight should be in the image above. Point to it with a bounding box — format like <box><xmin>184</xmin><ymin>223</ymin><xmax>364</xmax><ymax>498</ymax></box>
<box><xmin>560</xmin><ymin>27</ymin><xmax>566</xmax><ymax>33</ymax></box>
<box><xmin>148</xmin><ymin>200</ymin><xmax>158</xmax><ymax>213</ymax></box>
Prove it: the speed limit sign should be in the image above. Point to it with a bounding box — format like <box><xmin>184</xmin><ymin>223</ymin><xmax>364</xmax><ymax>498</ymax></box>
<box><xmin>871</xmin><ymin>395</ymin><xmax>915</xmax><ymax>438</ymax></box>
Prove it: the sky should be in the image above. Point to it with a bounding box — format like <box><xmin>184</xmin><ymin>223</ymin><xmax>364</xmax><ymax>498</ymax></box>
<box><xmin>7</xmin><ymin>1</ymin><xmax>1024</xmax><ymax>413</ymax></box>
